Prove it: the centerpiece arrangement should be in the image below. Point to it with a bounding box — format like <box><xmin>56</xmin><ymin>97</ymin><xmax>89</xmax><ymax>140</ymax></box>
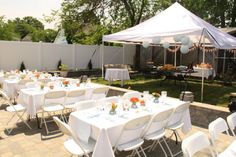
<box><xmin>63</xmin><ymin>80</ymin><xmax>70</xmax><ymax>87</ymax></box>
<box><xmin>35</xmin><ymin>73</ymin><xmax>40</xmax><ymax>79</ymax></box>
<box><xmin>109</xmin><ymin>102</ymin><xmax>117</xmax><ymax>115</ymax></box>
<box><xmin>130</xmin><ymin>97</ymin><xmax>139</xmax><ymax>108</ymax></box>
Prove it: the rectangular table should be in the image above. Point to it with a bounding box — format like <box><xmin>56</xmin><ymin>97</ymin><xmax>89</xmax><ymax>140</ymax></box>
<box><xmin>191</xmin><ymin>67</ymin><xmax>215</xmax><ymax>79</ymax></box>
<box><xmin>69</xmin><ymin>97</ymin><xmax>191</xmax><ymax>157</ymax></box>
<box><xmin>105</xmin><ymin>68</ymin><xmax>130</xmax><ymax>87</ymax></box>
<box><xmin>18</xmin><ymin>83</ymin><xmax>104</xmax><ymax>117</ymax></box>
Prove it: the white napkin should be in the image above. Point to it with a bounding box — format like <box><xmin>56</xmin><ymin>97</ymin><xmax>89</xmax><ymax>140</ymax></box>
<box><xmin>92</xmin><ymin>128</ymin><xmax>115</xmax><ymax>157</ymax></box>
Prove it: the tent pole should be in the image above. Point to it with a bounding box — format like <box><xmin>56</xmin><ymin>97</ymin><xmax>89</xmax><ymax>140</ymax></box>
<box><xmin>223</xmin><ymin>50</ymin><xmax>226</xmax><ymax>74</ymax></box>
<box><xmin>164</xmin><ymin>48</ymin><xmax>166</xmax><ymax>65</ymax></box>
<box><xmin>101</xmin><ymin>42</ymin><xmax>104</xmax><ymax>78</ymax></box>
<box><xmin>123</xmin><ymin>44</ymin><xmax>125</xmax><ymax>64</ymax></box>
<box><xmin>201</xmin><ymin>35</ymin><xmax>205</xmax><ymax>102</ymax></box>
<box><xmin>174</xmin><ymin>42</ymin><xmax>177</xmax><ymax>67</ymax></box>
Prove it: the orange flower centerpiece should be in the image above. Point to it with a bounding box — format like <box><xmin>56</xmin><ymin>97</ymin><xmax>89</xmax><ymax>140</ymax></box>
<box><xmin>109</xmin><ymin>102</ymin><xmax>117</xmax><ymax>115</ymax></box>
<box><xmin>63</xmin><ymin>80</ymin><xmax>70</xmax><ymax>87</ymax></box>
<box><xmin>152</xmin><ymin>92</ymin><xmax>161</xmax><ymax>103</ymax></box>
<box><xmin>35</xmin><ymin>73</ymin><xmax>40</xmax><ymax>79</ymax></box>
<box><xmin>140</xmin><ymin>99</ymin><xmax>146</xmax><ymax>106</ymax></box>
<box><xmin>130</xmin><ymin>97</ymin><xmax>139</xmax><ymax>108</ymax></box>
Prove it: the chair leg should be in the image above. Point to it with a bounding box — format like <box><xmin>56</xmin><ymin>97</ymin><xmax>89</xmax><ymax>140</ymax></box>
<box><xmin>135</xmin><ymin>149</ymin><xmax>142</xmax><ymax>157</ymax></box>
<box><xmin>158</xmin><ymin>140</ymin><xmax>168</xmax><ymax>157</ymax></box>
<box><xmin>140</xmin><ymin>146</ymin><xmax>147</xmax><ymax>157</ymax></box>
<box><xmin>163</xmin><ymin>137</ymin><xmax>174</xmax><ymax>157</ymax></box>
<box><xmin>6</xmin><ymin>112</ymin><xmax>17</xmax><ymax>125</ymax></box>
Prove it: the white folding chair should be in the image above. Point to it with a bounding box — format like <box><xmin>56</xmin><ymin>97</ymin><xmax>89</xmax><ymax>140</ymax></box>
<box><xmin>65</xmin><ymin>89</ymin><xmax>86</xmax><ymax>110</ymax></box>
<box><xmin>143</xmin><ymin>108</ymin><xmax>174</xmax><ymax>157</ymax></box>
<box><xmin>182</xmin><ymin>131</ymin><xmax>215</xmax><ymax>157</ymax></box>
<box><xmin>40</xmin><ymin>90</ymin><xmax>66</xmax><ymax>134</ymax></box>
<box><xmin>91</xmin><ymin>87</ymin><xmax>109</xmax><ymax>100</ymax></box>
<box><xmin>226</xmin><ymin>112</ymin><xmax>236</xmax><ymax>136</ymax></box>
<box><xmin>208</xmin><ymin>117</ymin><xmax>230</xmax><ymax>154</ymax></box>
<box><xmin>75</xmin><ymin>100</ymin><xmax>96</xmax><ymax>111</ymax></box>
<box><xmin>166</xmin><ymin>102</ymin><xmax>190</xmax><ymax>156</ymax></box>
<box><xmin>53</xmin><ymin>117</ymin><xmax>94</xmax><ymax>157</ymax></box>
<box><xmin>17</xmin><ymin>79</ymin><xmax>33</xmax><ymax>91</ymax></box>
<box><xmin>122</xmin><ymin>91</ymin><xmax>141</xmax><ymax>100</ymax></box>
<box><xmin>114</xmin><ymin>115</ymin><xmax>151</xmax><ymax>157</ymax></box>
<box><xmin>0</xmin><ymin>89</ymin><xmax>32</xmax><ymax>134</ymax></box>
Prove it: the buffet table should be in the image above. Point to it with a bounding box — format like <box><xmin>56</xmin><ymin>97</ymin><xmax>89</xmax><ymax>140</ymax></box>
<box><xmin>105</xmin><ymin>68</ymin><xmax>130</xmax><ymax>87</ymax></box>
<box><xmin>69</xmin><ymin>97</ymin><xmax>191</xmax><ymax>157</ymax></box>
<box><xmin>191</xmin><ymin>67</ymin><xmax>215</xmax><ymax>79</ymax></box>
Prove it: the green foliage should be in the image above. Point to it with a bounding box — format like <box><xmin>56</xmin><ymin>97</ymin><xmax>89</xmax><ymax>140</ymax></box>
<box><xmin>0</xmin><ymin>16</ymin><xmax>56</xmax><ymax>42</ymax></box>
<box><xmin>60</xmin><ymin>0</ymin><xmax>236</xmax><ymax>45</ymax></box>
<box><xmin>20</xmin><ymin>61</ymin><xmax>26</xmax><ymax>71</ymax></box>
<box><xmin>59</xmin><ymin>64</ymin><xmax>68</xmax><ymax>71</ymax></box>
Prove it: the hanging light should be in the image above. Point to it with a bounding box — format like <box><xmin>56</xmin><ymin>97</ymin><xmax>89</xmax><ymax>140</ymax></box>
<box><xmin>142</xmin><ymin>41</ymin><xmax>150</xmax><ymax>48</ymax></box>
<box><xmin>180</xmin><ymin>45</ymin><xmax>189</xmax><ymax>54</ymax></box>
<box><xmin>163</xmin><ymin>42</ymin><xmax>170</xmax><ymax>49</ymax></box>
<box><xmin>152</xmin><ymin>37</ymin><xmax>161</xmax><ymax>44</ymax></box>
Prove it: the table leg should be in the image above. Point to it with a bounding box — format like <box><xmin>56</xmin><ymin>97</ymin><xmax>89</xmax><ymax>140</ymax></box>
<box><xmin>121</xmin><ymin>80</ymin><xmax>124</xmax><ymax>87</ymax></box>
<box><xmin>36</xmin><ymin>113</ymin><xmax>41</xmax><ymax>129</ymax></box>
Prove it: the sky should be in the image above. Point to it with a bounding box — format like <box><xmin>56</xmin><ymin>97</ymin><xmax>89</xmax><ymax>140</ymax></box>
<box><xmin>0</xmin><ymin>0</ymin><xmax>63</xmax><ymax>29</ymax></box>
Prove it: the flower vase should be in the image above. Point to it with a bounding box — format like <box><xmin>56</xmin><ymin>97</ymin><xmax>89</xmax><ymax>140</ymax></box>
<box><xmin>153</xmin><ymin>97</ymin><xmax>159</xmax><ymax>103</ymax></box>
<box><xmin>131</xmin><ymin>102</ymin><xmax>138</xmax><ymax>109</ymax></box>
<box><xmin>109</xmin><ymin>109</ymin><xmax>116</xmax><ymax>115</ymax></box>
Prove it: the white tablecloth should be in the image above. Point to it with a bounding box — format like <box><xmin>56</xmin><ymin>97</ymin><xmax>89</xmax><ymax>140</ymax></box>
<box><xmin>69</xmin><ymin>97</ymin><xmax>191</xmax><ymax>157</ymax></box>
<box><xmin>3</xmin><ymin>79</ymin><xmax>19</xmax><ymax>99</ymax></box>
<box><xmin>192</xmin><ymin>67</ymin><xmax>215</xmax><ymax>79</ymax></box>
<box><xmin>18</xmin><ymin>83</ymin><xmax>104</xmax><ymax>116</ymax></box>
<box><xmin>105</xmin><ymin>68</ymin><xmax>130</xmax><ymax>86</ymax></box>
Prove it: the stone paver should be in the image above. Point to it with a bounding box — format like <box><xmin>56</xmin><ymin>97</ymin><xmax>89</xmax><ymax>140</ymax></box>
<box><xmin>0</xmin><ymin>100</ymin><xmax>234</xmax><ymax>157</ymax></box>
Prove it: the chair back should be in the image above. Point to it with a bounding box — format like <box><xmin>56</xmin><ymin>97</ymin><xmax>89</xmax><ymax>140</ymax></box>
<box><xmin>167</xmin><ymin>103</ymin><xmax>190</xmax><ymax>127</ymax></box>
<box><xmin>44</xmin><ymin>90</ymin><xmax>66</xmax><ymax>106</ymax></box>
<box><xmin>38</xmin><ymin>78</ymin><xmax>51</xmax><ymax>84</ymax></box>
<box><xmin>18</xmin><ymin>79</ymin><xmax>33</xmax><ymax>85</ymax></box>
<box><xmin>208</xmin><ymin>117</ymin><xmax>230</xmax><ymax>145</ymax></box>
<box><xmin>227</xmin><ymin>112</ymin><xmax>236</xmax><ymax>136</ymax></box>
<box><xmin>8</xmin><ymin>75</ymin><xmax>18</xmax><ymax>80</ymax></box>
<box><xmin>145</xmin><ymin>108</ymin><xmax>174</xmax><ymax>136</ymax></box>
<box><xmin>53</xmin><ymin>116</ymin><xmax>72</xmax><ymax>136</ymax></box>
<box><xmin>122</xmin><ymin>91</ymin><xmax>141</xmax><ymax>100</ymax></box>
<box><xmin>65</xmin><ymin>89</ymin><xmax>86</xmax><ymax>105</ymax></box>
<box><xmin>182</xmin><ymin>131</ymin><xmax>215</xmax><ymax>157</ymax></box>
<box><xmin>91</xmin><ymin>87</ymin><xmax>109</xmax><ymax>99</ymax></box>
<box><xmin>25</xmin><ymin>81</ymin><xmax>39</xmax><ymax>88</ymax></box>
<box><xmin>75</xmin><ymin>100</ymin><xmax>96</xmax><ymax>111</ymax></box>
<box><xmin>96</xmin><ymin>96</ymin><xmax>119</xmax><ymax>106</ymax></box>
<box><xmin>115</xmin><ymin>115</ymin><xmax>151</xmax><ymax>147</ymax></box>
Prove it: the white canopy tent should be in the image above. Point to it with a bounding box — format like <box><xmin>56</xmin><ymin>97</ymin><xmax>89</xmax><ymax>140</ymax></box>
<box><xmin>102</xmin><ymin>2</ymin><xmax>236</xmax><ymax>101</ymax></box>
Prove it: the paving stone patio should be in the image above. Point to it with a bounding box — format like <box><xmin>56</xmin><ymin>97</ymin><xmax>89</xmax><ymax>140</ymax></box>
<box><xmin>0</xmin><ymin>100</ymin><xmax>234</xmax><ymax>157</ymax></box>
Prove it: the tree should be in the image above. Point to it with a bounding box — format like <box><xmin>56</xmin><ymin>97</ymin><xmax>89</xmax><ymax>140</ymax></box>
<box><xmin>12</xmin><ymin>17</ymin><xmax>44</xmax><ymax>39</ymax></box>
<box><xmin>0</xmin><ymin>16</ymin><xmax>19</xmax><ymax>40</ymax></box>
<box><xmin>22</xmin><ymin>16</ymin><xmax>44</xmax><ymax>30</ymax></box>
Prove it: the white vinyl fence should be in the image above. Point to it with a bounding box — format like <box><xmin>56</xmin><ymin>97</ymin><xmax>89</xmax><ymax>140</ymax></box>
<box><xmin>0</xmin><ymin>41</ymin><xmax>136</xmax><ymax>71</ymax></box>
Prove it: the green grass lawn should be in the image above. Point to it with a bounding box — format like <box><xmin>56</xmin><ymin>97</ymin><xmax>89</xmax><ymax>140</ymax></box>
<box><xmin>93</xmin><ymin>76</ymin><xmax>236</xmax><ymax>108</ymax></box>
